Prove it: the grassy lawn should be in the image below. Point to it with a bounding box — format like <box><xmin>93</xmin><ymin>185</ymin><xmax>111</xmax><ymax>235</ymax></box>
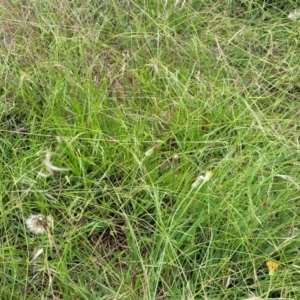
<box><xmin>1</xmin><ymin>0</ymin><xmax>300</xmax><ymax>299</ymax></box>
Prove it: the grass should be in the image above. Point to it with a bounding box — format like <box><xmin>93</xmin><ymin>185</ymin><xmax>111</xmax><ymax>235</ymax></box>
<box><xmin>1</xmin><ymin>0</ymin><xmax>300</xmax><ymax>299</ymax></box>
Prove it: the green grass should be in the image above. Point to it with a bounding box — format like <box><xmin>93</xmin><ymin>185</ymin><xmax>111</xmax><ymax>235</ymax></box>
<box><xmin>1</xmin><ymin>0</ymin><xmax>300</xmax><ymax>299</ymax></box>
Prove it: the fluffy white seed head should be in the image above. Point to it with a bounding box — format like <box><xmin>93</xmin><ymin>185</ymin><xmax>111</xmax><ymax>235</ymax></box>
<box><xmin>26</xmin><ymin>214</ymin><xmax>53</xmax><ymax>234</ymax></box>
<box><xmin>288</xmin><ymin>10</ymin><xmax>300</xmax><ymax>20</ymax></box>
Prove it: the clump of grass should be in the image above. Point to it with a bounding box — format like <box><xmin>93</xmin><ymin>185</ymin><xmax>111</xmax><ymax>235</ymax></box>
<box><xmin>1</xmin><ymin>0</ymin><xmax>300</xmax><ymax>299</ymax></box>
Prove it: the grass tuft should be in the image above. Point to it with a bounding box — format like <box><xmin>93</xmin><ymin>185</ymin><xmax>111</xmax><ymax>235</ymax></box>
<box><xmin>1</xmin><ymin>0</ymin><xmax>300</xmax><ymax>299</ymax></box>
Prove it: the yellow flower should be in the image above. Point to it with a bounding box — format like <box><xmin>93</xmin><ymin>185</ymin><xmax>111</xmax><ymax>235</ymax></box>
<box><xmin>191</xmin><ymin>170</ymin><xmax>213</xmax><ymax>189</ymax></box>
<box><xmin>205</xmin><ymin>171</ymin><xmax>213</xmax><ymax>180</ymax></box>
<box><xmin>266</xmin><ymin>261</ymin><xmax>279</xmax><ymax>276</ymax></box>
